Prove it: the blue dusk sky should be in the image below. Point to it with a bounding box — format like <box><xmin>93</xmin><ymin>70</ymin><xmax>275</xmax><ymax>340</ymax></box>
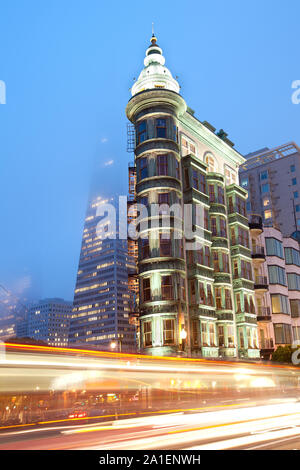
<box><xmin>0</xmin><ymin>0</ymin><xmax>299</xmax><ymax>305</ymax></box>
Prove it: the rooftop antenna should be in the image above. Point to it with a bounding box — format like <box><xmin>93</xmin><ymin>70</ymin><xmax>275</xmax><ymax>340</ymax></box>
<box><xmin>152</xmin><ymin>22</ymin><xmax>154</xmax><ymax>36</ymax></box>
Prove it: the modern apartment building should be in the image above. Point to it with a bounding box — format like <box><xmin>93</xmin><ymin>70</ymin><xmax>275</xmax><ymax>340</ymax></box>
<box><xmin>69</xmin><ymin>196</ymin><xmax>136</xmax><ymax>351</ymax></box>
<box><xmin>239</xmin><ymin>142</ymin><xmax>300</xmax><ymax>237</ymax></box>
<box><xmin>126</xmin><ymin>34</ymin><xmax>260</xmax><ymax>359</ymax></box>
<box><xmin>250</xmin><ymin>222</ymin><xmax>300</xmax><ymax>358</ymax></box>
<box><xmin>26</xmin><ymin>298</ymin><xmax>72</xmax><ymax>347</ymax></box>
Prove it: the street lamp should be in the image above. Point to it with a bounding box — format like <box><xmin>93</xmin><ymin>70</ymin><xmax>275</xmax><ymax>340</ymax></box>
<box><xmin>110</xmin><ymin>339</ymin><xmax>122</xmax><ymax>353</ymax></box>
<box><xmin>180</xmin><ymin>327</ymin><xmax>187</xmax><ymax>352</ymax></box>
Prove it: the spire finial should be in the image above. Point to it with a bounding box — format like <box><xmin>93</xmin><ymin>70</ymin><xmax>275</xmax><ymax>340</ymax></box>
<box><xmin>151</xmin><ymin>23</ymin><xmax>157</xmax><ymax>44</ymax></box>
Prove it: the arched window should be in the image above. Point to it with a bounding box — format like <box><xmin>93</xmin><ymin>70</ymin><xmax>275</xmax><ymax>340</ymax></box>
<box><xmin>205</xmin><ymin>154</ymin><xmax>217</xmax><ymax>173</ymax></box>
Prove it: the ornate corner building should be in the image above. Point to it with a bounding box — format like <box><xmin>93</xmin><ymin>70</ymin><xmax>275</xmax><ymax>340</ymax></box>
<box><xmin>126</xmin><ymin>35</ymin><xmax>260</xmax><ymax>359</ymax></box>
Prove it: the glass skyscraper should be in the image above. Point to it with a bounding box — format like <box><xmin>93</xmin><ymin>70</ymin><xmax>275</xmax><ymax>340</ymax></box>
<box><xmin>69</xmin><ymin>195</ymin><xmax>136</xmax><ymax>351</ymax></box>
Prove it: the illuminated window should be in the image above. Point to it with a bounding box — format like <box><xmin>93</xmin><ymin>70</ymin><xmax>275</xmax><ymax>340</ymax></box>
<box><xmin>263</xmin><ymin>197</ymin><xmax>270</xmax><ymax>207</ymax></box>
<box><xmin>143</xmin><ymin>321</ymin><xmax>152</xmax><ymax>347</ymax></box>
<box><xmin>163</xmin><ymin>319</ymin><xmax>175</xmax><ymax>345</ymax></box>
<box><xmin>264</xmin><ymin>209</ymin><xmax>272</xmax><ymax>220</ymax></box>
<box><xmin>161</xmin><ymin>275</ymin><xmax>173</xmax><ymax>300</ymax></box>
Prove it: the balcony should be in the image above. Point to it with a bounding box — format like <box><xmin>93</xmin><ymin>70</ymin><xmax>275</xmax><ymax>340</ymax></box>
<box><xmin>257</xmin><ymin>306</ymin><xmax>271</xmax><ymax>322</ymax></box>
<box><xmin>249</xmin><ymin>214</ymin><xmax>263</xmax><ymax>233</ymax></box>
<box><xmin>254</xmin><ymin>275</ymin><xmax>268</xmax><ymax>291</ymax></box>
<box><xmin>251</xmin><ymin>245</ymin><xmax>266</xmax><ymax>261</ymax></box>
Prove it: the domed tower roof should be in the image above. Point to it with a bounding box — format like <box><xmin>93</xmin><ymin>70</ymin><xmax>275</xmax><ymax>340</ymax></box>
<box><xmin>131</xmin><ymin>34</ymin><xmax>180</xmax><ymax>96</ymax></box>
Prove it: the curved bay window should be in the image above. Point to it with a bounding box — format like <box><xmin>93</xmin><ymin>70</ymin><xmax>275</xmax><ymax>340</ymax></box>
<box><xmin>160</xmin><ymin>233</ymin><xmax>172</xmax><ymax>257</ymax></box>
<box><xmin>143</xmin><ymin>321</ymin><xmax>152</xmax><ymax>347</ymax></box>
<box><xmin>142</xmin><ymin>278</ymin><xmax>151</xmax><ymax>302</ymax></box>
<box><xmin>157</xmin><ymin>154</ymin><xmax>168</xmax><ymax>176</ymax></box>
<box><xmin>137</xmin><ymin>121</ymin><xmax>147</xmax><ymax>144</ymax></box>
<box><xmin>161</xmin><ymin>275</ymin><xmax>173</xmax><ymax>300</ymax></box>
<box><xmin>139</xmin><ymin>156</ymin><xmax>148</xmax><ymax>180</ymax></box>
<box><xmin>156</xmin><ymin>118</ymin><xmax>167</xmax><ymax>138</ymax></box>
<box><xmin>163</xmin><ymin>318</ymin><xmax>175</xmax><ymax>345</ymax></box>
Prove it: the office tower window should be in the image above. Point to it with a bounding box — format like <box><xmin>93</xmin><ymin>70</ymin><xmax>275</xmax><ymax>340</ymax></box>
<box><xmin>287</xmin><ymin>273</ymin><xmax>300</xmax><ymax>291</ymax></box>
<box><xmin>290</xmin><ymin>299</ymin><xmax>300</xmax><ymax>318</ymax></box>
<box><xmin>140</xmin><ymin>157</ymin><xmax>148</xmax><ymax>179</ymax></box>
<box><xmin>260</xmin><ymin>171</ymin><xmax>268</xmax><ymax>181</ymax></box>
<box><xmin>294</xmin><ymin>191</ymin><xmax>298</xmax><ymax>199</ymax></box>
<box><xmin>160</xmin><ymin>234</ymin><xmax>172</xmax><ymax>257</ymax></box>
<box><xmin>137</xmin><ymin>121</ymin><xmax>147</xmax><ymax>144</ymax></box>
<box><xmin>161</xmin><ymin>275</ymin><xmax>173</xmax><ymax>300</ymax></box>
<box><xmin>296</xmin><ymin>205</ymin><xmax>300</xmax><ymax>212</ymax></box>
<box><xmin>274</xmin><ymin>324</ymin><xmax>292</xmax><ymax>344</ymax></box>
<box><xmin>157</xmin><ymin>154</ymin><xmax>168</xmax><ymax>176</ymax></box>
<box><xmin>163</xmin><ymin>319</ymin><xmax>175</xmax><ymax>345</ymax></box>
<box><xmin>265</xmin><ymin>237</ymin><xmax>283</xmax><ymax>258</ymax></box>
<box><xmin>271</xmin><ymin>294</ymin><xmax>290</xmax><ymax>314</ymax></box>
<box><xmin>285</xmin><ymin>247</ymin><xmax>300</xmax><ymax>266</ymax></box>
<box><xmin>292</xmin><ymin>178</ymin><xmax>297</xmax><ymax>185</ymax></box>
<box><xmin>264</xmin><ymin>209</ymin><xmax>272</xmax><ymax>220</ymax></box>
<box><xmin>268</xmin><ymin>265</ymin><xmax>287</xmax><ymax>285</ymax></box>
<box><xmin>291</xmin><ymin>165</ymin><xmax>296</xmax><ymax>172</ymax></box>
<box><xmin>143</xmin><ymin>321</ymin><xmax>152</xmax><ymax>347</ymax></box>
<box><xmin>241</xmin><ymin>177</ymin><xmax>248</xmax><ymax>188</ymax></box>
<box><xmin>263</xmin><ymin>197</ymin><xmax>270</xmax><ymax>206</ymax></box>
<box><xmin>261</xmin><ymin>183</ymin><xmax>270</xmax><ymax>193</ymax></box>
<box><xmin>156</xmin><ymin>118</ymin><xmax>167</xmax><ymax>138</ymax></box>
<box><xmin>142</xmin><ymin>278</ymin><xmax>151</xmax><ymax>302</ymax></box>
